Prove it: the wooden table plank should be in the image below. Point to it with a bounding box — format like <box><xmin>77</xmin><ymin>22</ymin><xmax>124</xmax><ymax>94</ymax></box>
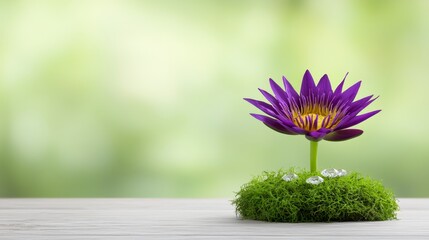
<box><xmin>0</xmin><ymin>198</ymin><xmax>427</xmax><ymax>239</ymax></box>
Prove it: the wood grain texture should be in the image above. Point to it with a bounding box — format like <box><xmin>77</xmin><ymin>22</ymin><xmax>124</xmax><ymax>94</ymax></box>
<box><xmin>0</xmin><ymin>198</ymin><xmax>427</xmax><ymax>239</ymax></box>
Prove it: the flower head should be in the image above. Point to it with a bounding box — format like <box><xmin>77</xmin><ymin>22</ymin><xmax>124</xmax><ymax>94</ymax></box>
<box><xmin>244</xmin><ymin>70</ymin><xmax>380</xmax><ymax>142</ymax></box>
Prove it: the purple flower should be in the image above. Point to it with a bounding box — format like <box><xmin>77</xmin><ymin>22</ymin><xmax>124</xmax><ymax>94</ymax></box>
<box><xmin>244</xmin><ymin>70</ymin><xmax>380</xmax><ymax>142</ymax></box>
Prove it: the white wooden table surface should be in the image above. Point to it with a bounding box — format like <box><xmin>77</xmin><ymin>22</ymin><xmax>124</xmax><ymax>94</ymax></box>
<box><xmin>0</xmin><ymin>198</ymin><xmax>427</xmax><ymax>239</ymax></box>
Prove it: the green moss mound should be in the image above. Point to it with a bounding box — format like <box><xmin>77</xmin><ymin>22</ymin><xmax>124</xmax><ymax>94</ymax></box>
<box><xmin>233</xmin><ymin>169</ymin><xmax>399</xmax><ymax>222</ymax></box>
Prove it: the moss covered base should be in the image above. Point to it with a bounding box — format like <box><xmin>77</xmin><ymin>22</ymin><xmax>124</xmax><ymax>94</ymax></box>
<box><xmin>233</xmin><ymin>169</ymin><xmax>399</xmax><ymax>222</ymax></box>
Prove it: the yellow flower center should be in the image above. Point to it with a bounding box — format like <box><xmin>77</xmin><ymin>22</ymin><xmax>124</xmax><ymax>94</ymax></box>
<box><xmin>293</xmin><ymin>113</ymin><xmax>327</xmax><ymax>132</ymax></box>
<box><xmin>287</xmin><ymin>99</ymin><xmax>344</xmax><ymax>131</ymax></box>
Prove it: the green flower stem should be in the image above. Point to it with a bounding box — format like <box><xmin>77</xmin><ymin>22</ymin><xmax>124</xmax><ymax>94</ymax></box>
<box><xmin>310</xmin><ymin>141</ymin><xmax>318</xmax><ymax>172</ymax></box>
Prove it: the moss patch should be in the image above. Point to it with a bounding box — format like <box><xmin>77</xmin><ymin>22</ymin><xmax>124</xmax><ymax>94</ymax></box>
<box><xmin>232</xmin><ymin>168</ymin><xmax>399</xmax><ymax>222</ymax></box>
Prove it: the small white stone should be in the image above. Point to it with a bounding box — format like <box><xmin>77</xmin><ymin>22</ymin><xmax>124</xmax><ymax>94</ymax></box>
<box><xmin>321</xmin><ymin>168</ymin><xmax>339</xmax><ymax>178</ymax></box>
<box><xmin>337</xmin><ymin>169</ymin><xmax>348</xmax><ymax>176</ymax></box>
<box><xmin>282</xmin><ymin>173</ymin><xmax>298</xmax><ymax>182</ymax></box>
<box><xmin>306</xmin><ymin>176</ymin><xmax>324</xmax><ymax>185</ymax></box>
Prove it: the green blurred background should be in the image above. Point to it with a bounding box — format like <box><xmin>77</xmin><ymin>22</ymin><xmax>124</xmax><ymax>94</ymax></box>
<box><xmin>0</xmin><ymin>0</ymin><xmax>428</xmax><ymax>197</ymax></box>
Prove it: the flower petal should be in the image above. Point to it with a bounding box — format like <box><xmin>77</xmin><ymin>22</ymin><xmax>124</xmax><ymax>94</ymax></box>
<box><xmin>244</xmin><ymin>98</ymin><xmax>278</xmax><ymax>118</ymax></box>
<box><xmin>258</xmin><ymin>88</ymin><xmax>281</xmax><ymax>110</ymax></box>
<box><xmin>305</xmin><ymin>129</ymin><xmax>330</xmax><ymax>141</ymax></box>
<box><xmin>348</xmin><ymin>95</ymin><xmax>379</xmax><ymax>117</ymax></box>
<box><xmin>300</xmin><ymin>70</ymin><xmax>317</xmax><ymax>96</ymax></box>
<box><xmin>250</xmin><ymin>114</ymin><xmax>298</xmax><ymax>135</ymax></box>
<box><xmin>341</xmin><ymin>81</ymin><xmax>361</xmax><ymax>102</ymax></box>
<box><xmin>335</xmin><ymin>110</ymin><xmax>381</xmax><ymax>130</ymax></box>
<box><xmin>282</xmin><ymin>76</ymin><xmax>299</xmax><ymax>100</ymax></box>
<box><xmin>333</xmin><ymin>72</ymin><xmax>348</xmax><ymax>95</ymax></box>
<box><xmin>316</xmin><ymin>74</ymin><xmax>333</xmax><ymax>95</ymax></box>
<box><xmin>269</xmin><ymin>78</ymin><xmax>289</xmax><ymax>104</ymax></box>
<box><xmin>349</xmin><ymin>95</ymin><xmax>374</xmax><ymax>112</ymax></box>
<box><xmin>290</xmin><ymin>126</ymin><xmax>307</xmax><ymax>134</ymax></box>
<box><xmin>258</xmin><ymin>88</ymin><xmax>297</xmax><ymax>127</ymax></box>
<box><xmin>323</xmin><ymin>129</ymin><xmax>363</xmax><ymax>141</ymax></box>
